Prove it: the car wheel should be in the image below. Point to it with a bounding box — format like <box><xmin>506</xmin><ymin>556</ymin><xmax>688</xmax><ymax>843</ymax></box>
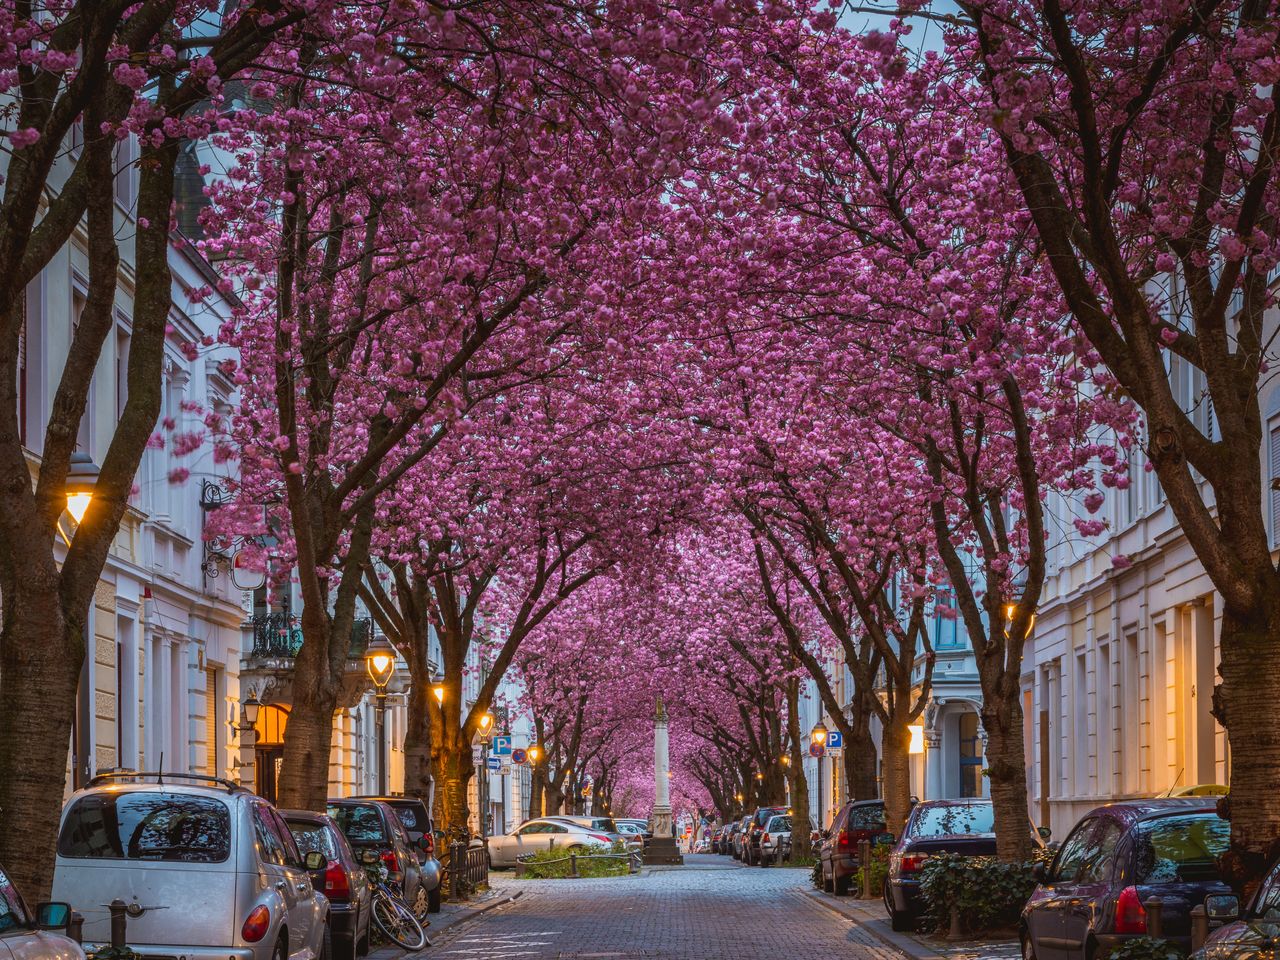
<box><xmin>428</xmin><ymin>885</ymin><xmax>442</xmax><ymax>914</ymax></box>
<box><xmin>885</xmin><ymin>881</ymin><xmax>914</xmax><ymax>932</ymax></box>
<box><xmin>412</xmin><ymin>886</ymin><xmax>430</xmax><ymax>923</ymax></box>
<box><xmin>320</xmin><ymin>921</ymin><xmax>333</xmax><ymax>960</ymax></box>
<box><xmin>1021</xmin><ymin>933</ymin><xmax>1038</xmax><ymax>960</ymax></box>
<box><xmin>356</xmin><ymin>911</ymin><xmax>370</xmax><ymax>957</ymax></box>
<box><xmin>273</xmin><ymin>935</ymin><xmax>288</xmax><ymax>960</ymax></box>
<box><xmin>834</xmin><ymin>872</ymin><xmax>852</xmax><ymax>896</ymax></box>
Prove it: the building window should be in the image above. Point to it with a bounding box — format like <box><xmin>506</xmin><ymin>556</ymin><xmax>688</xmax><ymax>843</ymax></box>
<box><xmin>959</xmin><ymin>712</ymin><xmax>983</xmax><ymax>798</ymax></box>
<box><xmin>1270</xmin><ymin>418</ymin><xmax>1280</xmax><ymax>548</ymax></box>
<box><xmin>205</xmin><ymin>665</ymin><xmax>220</xmax><ymax>776</ymax></box>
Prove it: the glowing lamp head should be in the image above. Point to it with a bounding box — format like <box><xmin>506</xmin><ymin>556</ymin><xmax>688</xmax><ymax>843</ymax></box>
<box><xmin>528</xmin><ymin>744</ymin><xmax>543</xmax><ymax>765</ymax></box>
<box><xmin>364</xmin><ymin>637</ymin><xmax>397</xmax><ymax>689</ymax></box>
<box><xmin>909</xmin><ymin>723</ymin><xmax>925</xmax><ymax>755</ymax></box>
<box><xmin>810</xmin><ymin>721</ymin><xmax>829</xmax><ymax>746</ymax></box>
<box><xmin>479</xmin><ymin>712</ymin><xmax>493</xmax><ymax>732</ymax></box>
<box><xmin>63</xmin><ymin>452</ymin><xmax>100</xmax><ymax>526</ymax></box>
<box><xmin>431</xmin><ymin>683</ymin><xmax>445</xmax><ymax>705</ymax></box>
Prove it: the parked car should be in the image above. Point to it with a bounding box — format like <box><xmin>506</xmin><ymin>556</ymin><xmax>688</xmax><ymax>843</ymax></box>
<box><xmin>731</xmin><ymin>816</ymin><xmax>752</xmax><ymax>860</ymax></box>
<box><xmin>487</xmin><ymin>818</ymin><xmax>617</xmax><ymax>868</ymax></box>
<box><xmin>613</xmin><ymin>821</ymin><xmax>650</xmax><ymax>849</ymax></box>
<box><xmin>759</xmin><ymin>814</ymin><xmax>793</xmax><ymax>866</ymax></box>
<box><xmin>743</xmin><ymin>806</ymin><xmax>789</xmax><ymax>866</ymax></box>
<box><xmin>1195</xmin><ymin>853</ymin><xmax>1280</xmax><ymax>960</ymax></box>
<box><xmin>1024</xmin><ymin>799</ymin><xmax>1232</xmax><ymax>960</ymax></box>
<box><xmin>884</xmin><ymin>798</ymin><xmax>1045</xmax><ymax>931</ymax></box>
<box><xmin>349</xmin><ymin>796</ymin><xmax>442</xmax><ymax>913</ymax></box>
<box><xmin>615</xmin><ymin>818</ymin><xmax>653</xmax><ymax>847</ymax></box>
<box><xmin>282</xmin><ymin>810</ymin><xmax>371</xmax><ymax>960</ymax></box>
<box><xmin>327</xmin><ymin>799</ymin><xmax>429</xmax><ymax>919</ymax></box>
<box><xmin>822</xmin><ymin>799</ymin><xmax>887</xmax><ymax>895</ymax></box>
<box><xmin>0</xmin><ymin>860</ymin><xmax>84</xmax><ymax>960</ymax></box>
<box><xmin>713</xmin><ymin>825</ymin><xmax>730</xmax><ymax>855</ymax></box>
<box><xmin>52</xmin><ymin>772</ymin><xmax>329</xmax><ymax>960</ymax></box>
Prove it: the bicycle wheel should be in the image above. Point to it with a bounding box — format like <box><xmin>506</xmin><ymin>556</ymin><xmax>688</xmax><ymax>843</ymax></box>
<box><xmin>372</xmin><ymin>890</ymin><xmax>428</xmax><ymax>951</ymax></box>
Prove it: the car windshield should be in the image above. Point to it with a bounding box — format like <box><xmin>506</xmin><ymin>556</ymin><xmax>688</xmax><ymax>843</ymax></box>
<box><xmin>590</xmin><ymin>818</ymin><xmax>617</xmax><ymax>832</ymax></box>
<box><xmin>328</xmin><ymin>804</ymin><xmax>387</xmax><ymax>843</ymax></box>
<box><xmin>287</xmin><ymin>821</ymin><xmax>338</xmax><ymax>862</ymax></box>
<box><xmin>58</xmin><ymin>792</ymin><xmax>231</xmax><ymax>862</ymax></box>
<box><xmin>0</xmin><ymin>864</ymin><xmax>28</xmax><ymax>932</ymax></box>
<box><xmin>1134</xmin><ymin>814</ymin><xmax>1230</xmax><ymax>884</ymax></box>
<box><xmin>910</xmin><ymin>803</ymin><xmax>995</xmax><ymax>837</ymax></box>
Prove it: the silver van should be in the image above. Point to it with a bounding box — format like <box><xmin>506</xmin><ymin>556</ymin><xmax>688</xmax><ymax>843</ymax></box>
<box><xmin>51</xmin><ymin>773</ymin><xmax>329</xmax><ymax>960</ymax></box>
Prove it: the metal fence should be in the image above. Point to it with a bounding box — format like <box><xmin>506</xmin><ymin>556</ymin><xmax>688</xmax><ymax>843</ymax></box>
<box><xmin>445</xmin><ymin>841</ymin><xmax>490</xmax><ymax>900</ymax></box>
<box><xmin>247</xmin><ymin>614</ymin><xmax>372</xmax><ymax>659</ymax></box>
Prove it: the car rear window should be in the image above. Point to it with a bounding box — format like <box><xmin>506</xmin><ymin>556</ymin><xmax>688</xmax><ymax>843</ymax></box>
<box><xmin>849</xmin><ymin>804</ymin><xmax>886</xmax><ymax>830</ymax></box>
<box><xmin>0</xmin><ymin>864</ymin><xmax>29</xmax><ymax>932</ymax></box>
<box><xmin>910</xmin><ymin>803</ymin><xmax>995</xmax><ymax>837</ymax></box>
<box><xmin>390</xmin><ymin>804</ymin><xmax>428</xmax><ymax>833</ymax></box>
<box><xmin>287</xmin><ymin>820</ymin><xmax>338</xmax><ymax>861</ymax></box>
<box><xmin>58</xmin><ymin>792</ymin><xmax>231</xmax><ymax>863</ymax></box>
<box><xmin>328</xmin><ymin>804</ymin><xmax>387</xmax><ymax>843</ymax></box>
<box><xmin>591</xmin><ymin>818</ymin><xmax>617</xmax><ymax>832</ymax></box>
<box><xmin>1134</xmin><ymin>813</ymin><xmax>1230</xmax><ymax>883</ymax></box>
<box><xmin>768</xmin><ymin>816</ymin><xmax>792</xmax><ymax>832</ymax></box>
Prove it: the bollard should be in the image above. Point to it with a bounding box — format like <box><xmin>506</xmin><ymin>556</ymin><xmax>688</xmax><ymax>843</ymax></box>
<box><xmin>515</xmin><ymin>859</ymin><xmax>525</xmax><ymax>878</ymax></box>
<box><xmin>569</xmin><ymin>855</ymin><xmax>579</xmax><ymax>878</ymax></box>
<box><xmin>68</xmin><ymin>912</ymin><xmax>84</xmax><ymax>945</ymax></box>
<box><xmin>949</xmin><ymin>904</ymin><xmax>964</xmax><ymax>941</ymax></box>
<box><xmin>859</xmin><ymin>840</ymin><xmax>873</xmax><ymax>899</ymax></box>
<box><xmin>629</xmin><ymin>853</ymin><xmax>638</xmax><ymax>875</ymax></box>
<box><xmin>108</xmin><ymin>900</ymin><xmax>128</xmax><ymax>949</ymax></box>
<box><xmin>1191</xmin><ymin>905</ymin><xmax>1209</xmax><ymax>951</ymax></box>
<box><xmin>1146</xmin><ymin>897</ymin><xmax>1164</xmax><ymax>940</ymax></box>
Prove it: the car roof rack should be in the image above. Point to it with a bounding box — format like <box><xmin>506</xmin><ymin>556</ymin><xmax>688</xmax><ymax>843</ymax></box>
<box><xmin>86</xmin><ymin>770</ymin><xmax>249</xmax><ymax>793</ymax></box>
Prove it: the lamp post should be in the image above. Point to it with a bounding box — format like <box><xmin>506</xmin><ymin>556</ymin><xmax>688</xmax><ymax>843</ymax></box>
<box><xmin>811</xmin><ymin>721</ymin><xmax>829</xmax><ymax>831</ymax></box>
<box><xmin>239</xmin><ymin>694</ymin><xmax>261</xmax><ymax>789</ymax></box>
<box><xmin>528</xmin><ymin>743</ymin><xmax>544</xmax><ymax>816</ymax></box>
<box><xmin>477</xmin><ymin>711</ymin><xmax>493</xmax><ymax>840</ymax></box>
<box><xmin>365</xmin><ymin>637</ymin><xmax>396</xmax><ymax>794</ymax></box>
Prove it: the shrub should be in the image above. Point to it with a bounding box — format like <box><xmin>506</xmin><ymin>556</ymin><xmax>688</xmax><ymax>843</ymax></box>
<box><xmin>918</xmin><ymin>854</ymin><xmax>1038</xmax><ymax>934</ymax></box>
<box><xmin>1106</xmin><ymin>937</ymin><xmax>1182</xmax><ymax>960</ymax></box>
<box><xmin>519</xmin><ymin>842</ymin><xmax>631</xmax><ymax>879</ymax></box>
<box><xmin>857</xmin><ymin>841</ymin><xmax>891</xmax><ymax>896</ymax></box>
<box><xmin>811</xmin><ymin>856</ymin><xmax>825</xmax><ymax>890</ymax></box>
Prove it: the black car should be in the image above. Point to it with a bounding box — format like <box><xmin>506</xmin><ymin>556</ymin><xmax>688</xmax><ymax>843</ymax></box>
<box><xmin>283</xmin><ymin>810</ymin><xmax>373</xmax><ymax>960</ymax></box>
<box><xmin>328</xmin><ymin>798</ymin><xmax>430</xmax><ymax>918</ymax></box>
<box><xmin>884</xmin><ymin>798</ymin><xmax>1045</xmax><ymax>931</ymax></box>
<box><xmin>743</xmin><ymin>806</ymin><xmax>788</xmax><ymax>866</ymax></box>
<box><xmin>1023</xmin><ymin>798</ymin><xmax>1232</xmax><ymax>960</ymax></box>
<box><xmin>821</xmin><ymin>799</ymin><xmax>888</xmax><ymax>895</ymax></box>
<box><xmin>351</xmin><ymin>795</ymin><xmax>443</xmax><ymax>913</ymax></box>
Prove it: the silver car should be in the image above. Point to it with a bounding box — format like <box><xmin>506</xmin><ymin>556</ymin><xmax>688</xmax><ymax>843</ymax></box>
<box><xmin>52</xmin><ymin>773</ymin><xmax>329</xmax><ymax>960</ymax></box>
<box><xmin>487</xmin><ymin>818</ymin><xmax>617</xmax><ymax>868</ymax></box>
<box><xmin>0</xmin><ymin>861</ymin><xmax>84</xmax><ymax>960</ymax></box>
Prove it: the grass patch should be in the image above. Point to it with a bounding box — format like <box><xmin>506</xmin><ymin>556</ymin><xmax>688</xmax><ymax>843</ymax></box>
<box><xmin>519</xmin><ymin>842</ymin><xmax>632</xmax><ymax>879</ymax></box>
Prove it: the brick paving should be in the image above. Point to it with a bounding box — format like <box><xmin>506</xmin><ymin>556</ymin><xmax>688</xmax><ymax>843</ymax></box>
<box><xmin>423</xmin><ymin>853</ymin><xmax>903</xmax><ymax>959</ymax></box>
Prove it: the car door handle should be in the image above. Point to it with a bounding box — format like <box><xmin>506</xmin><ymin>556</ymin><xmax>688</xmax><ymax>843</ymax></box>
<box><xmin>275</xmin><ymin>881</ymin><xmax>288</xmax><ymax>892</ymax></box>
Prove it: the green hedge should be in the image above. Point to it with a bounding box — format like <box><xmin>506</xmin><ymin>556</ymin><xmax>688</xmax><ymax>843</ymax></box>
<box><xmin>1106</xmin><ymin>937</ymin><xmax>1182</xmax><ymax>960</ymax></box>
<box><xmin>918</xmin><ymin>854</ymin><xmax>1039</xmax><ymax>933</ymax></box>
<box><xmin>519</xmin><ymin>842</ymin><xmax>631</xmax><ymax>879</ymax></box>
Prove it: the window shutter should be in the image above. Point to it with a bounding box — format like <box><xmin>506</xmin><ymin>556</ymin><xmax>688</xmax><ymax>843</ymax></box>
<box><xmin>205</xmin><ymin>667</ymin><xmax>219</xmax><ymax>776</ymax></box>
<box><xmin>1271</xmin><ymin>424</ymin><xmax>1280</xmax><ymax>548</ymax></box>
<box><xmin>16</xmin><ymin>294</ymin><xmax>26</xmax><ymax>445</ymax></box>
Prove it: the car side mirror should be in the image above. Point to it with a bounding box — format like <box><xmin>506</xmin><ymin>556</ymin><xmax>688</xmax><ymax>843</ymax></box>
<box><xmin>35</xmin><ymin>902</ymin><xmax>71</xmax><ymax>931</ymax></box>
<box><xmin>361</xmin><ymin>849</ymin><xmax>380</xmax><ymax>865</ymax></box>
<box><xmin>304</xmin><ymin>850</ymin><xmax>326</xmax><ymax>871</ymax></box>
<box><xmin>1205</xmin><ymin>894</ymin><xmax>1240</xmax><ymax>921</ymax></box>
<box><xmin>1038</xmin><ymin>826</ymin><xmax>1053</xmax><ymax>841</ymax></box>
<box><xmin>1031</xmin><ymin>862</ymin><xmax>1049</xmax><ymax>883</ymax></box>
<box><xmin>874</xmin><ymin>832</ymin><xmax>895</xmax><ymax>846</ymax></box>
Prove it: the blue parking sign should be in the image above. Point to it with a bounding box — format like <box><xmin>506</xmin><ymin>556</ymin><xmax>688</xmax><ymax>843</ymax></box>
<box><xmin>492</xmin><ymin>735</ymin><xmax>513</xmax><ymax>757</ymax></box>
<box><xmin>825</xmin><ymin>730</ymin><xmax>843</xmax><ymax>751</ymax></box>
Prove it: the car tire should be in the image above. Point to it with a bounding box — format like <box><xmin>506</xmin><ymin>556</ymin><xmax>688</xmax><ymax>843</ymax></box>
<box><xmin>273</xmin><ymin>935</ymin><xmax>288</xmax><ymax>960</ymax></box>
<box><xmin>356</xmin><ymin>913</ymin><xmax>370</xmax><ymax>957</ymax></box>
<box><xmin>834</xmin><ymin>873</ymin><xmax>852</xmax><ymax>896</ymax></box>
<box><xmin>320</xmin><ymin>922</ymin><xmax>333</xmax><ymax>960</ymax></box>
<box><xmin>412</xmin><ymin>886</ymin><xmax>430</xmax><ymax>923</ymax></box>
<box><xmin>1021</xmin><ymin>933</ymin><xmax>1038</xmax><ymax>960</ymax></box>
<box><xmin>885</xmin><ymin>882</ymin><xmax>914</xmax><ymax>931</ymax></box>
<box><xmin>428</xmin><ymin>885</ymin><xmax>442</xmax><ymax>914</ymax></box>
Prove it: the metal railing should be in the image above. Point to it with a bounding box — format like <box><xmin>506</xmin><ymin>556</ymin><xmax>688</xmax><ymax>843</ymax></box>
<box><xmin>247</xmin><ymin>614</ymin><xmax>371</xmax><ymax>659</ymax></box>
<box><xmin>514</xmin><ymin>850</ymin><xmax>642</xmax><ymax>878</ymax></box>
<box><xmin>445</xmin><ymin>841</ymin><xmax>490</xmax><ymax>900</ymax></box>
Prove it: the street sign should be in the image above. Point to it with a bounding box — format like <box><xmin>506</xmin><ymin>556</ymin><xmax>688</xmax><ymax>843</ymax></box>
<box><xmin>492</xmin><ymin>735</ymin><xmax>513</xmax><ymax>757</ymax></box>
<box><xmin>472</xmin><ymin>746</ymin><xmax>482</xmax><ymax>764</ymax></box>
<box><xmin>511</xmin><ymin>748</ymin><xmax>528</xmax><ymax>765</ymax></box>
<box><xmin>808</xmin><ymin>742</ymin><xmax>826</xmax><ymax>758</ymax></box>
<box><xmin>486</xmin><ymin>756</ymin><xmax>501</xmax><ymax>771</ymax></box>
<box><xmin>499</xmin><ymin>764</ymin><xmax>512</xmax><ymax>776</ymax></box>
<box><xmin>825</xmin><ymin>730</ymin><xmax>843</xmax><ymax>751</ymax></box>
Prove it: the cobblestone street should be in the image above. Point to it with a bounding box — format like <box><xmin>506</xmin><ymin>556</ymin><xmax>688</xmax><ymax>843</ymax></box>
<box><xmin>427</xmin><ymin>855</ymin><xmax>901</xmax><ymax>959</ymax></box>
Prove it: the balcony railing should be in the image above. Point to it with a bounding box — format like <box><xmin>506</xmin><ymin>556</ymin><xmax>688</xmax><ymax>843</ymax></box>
<box><xmin>248</xmin><ymin>613</ymin><xmax>372</xmax><ymax>660</ymax></box>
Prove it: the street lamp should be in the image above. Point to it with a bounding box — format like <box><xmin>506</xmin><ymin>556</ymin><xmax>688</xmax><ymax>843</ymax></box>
<box><xmin>811</xmin><ymin>721</ymin><xmax>829</xmax><ymax>832</ymax></box>
<box><xmin>476</xmin><ymin>711</ymin><xmax>494</xmax><ymax>841</ymax></box>
<box><xmin>365</xmin><ymin>636</ymin><xmax>397</xmax><ymax>794</ymax></box>
<box><xmin>58</xmin><ymin>452</ymin><xmax>100</xmax><ymax>545</ymax></box>
<box><xmin>241</xmin><ymin>694</ymin><xmax>261</xmax><ymax>730</ymax></box>
<box><xmin>431</xmin><ymin>682</ymin><xmax>445</xmax><ymax>706</ymax></box>
<box><xmin>528</xmin><ymin>743</ymin><xmax>544</xmax><ymax>816</ymax></box>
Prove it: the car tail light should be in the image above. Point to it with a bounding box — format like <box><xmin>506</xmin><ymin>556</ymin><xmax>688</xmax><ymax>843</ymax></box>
<box><xmin>837</xmin><ymin>828</ymin><xmax>851</xmax><ymax>849</ymax></box>
<box><xmin>763</xmin><ymin>833</ymin><xmax>771</xmax><ymax>845</ymax></box>
<box><xmin>1115</xmin><ymin>886</ymin><xmax>1147</xmax><ymax>934</ymax></box>
<box><xmin>421</xmin><ymin>833</ymin><xmax>434</xmax><ymax>856</ymax></box>
<box><xmin>381</xmin><ymin>849</ymin><xmax>402</xmax><ymax>881</ymax></box>
<box><xmin>242</xmin><ymin>905</ymin><xmax>271</xmax><ymax>942</ymax></box>
<box><xmin>590</xmin><ymin>833</ymin><xmax>612</xmax><ymax>843</ymax></box>
<box><xmin>899</xmin><ymin>852</ymin><xmax>930</xmax><ymax>874</ymax></box>
<box><xmin>324</xmin><ymin>860</ymin><xmax>349</xmax><ymax>898</ymax></box>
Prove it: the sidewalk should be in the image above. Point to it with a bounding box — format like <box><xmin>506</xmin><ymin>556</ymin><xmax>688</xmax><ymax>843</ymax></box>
<box><xmin>366</xmin><ymin>885</ymin><xmax>524</xmax><ymax>960</ymax></box>
<box><xmin>804</xmin><ymin>889</ymin><xmax>1020</xmax><ymax>960</ymax></box>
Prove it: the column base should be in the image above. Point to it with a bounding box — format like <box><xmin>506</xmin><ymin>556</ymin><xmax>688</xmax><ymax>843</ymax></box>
<box><xmin>642</xmin><ymin>836</ymin><xmax>684</xmax><ymax>865</ymax></box>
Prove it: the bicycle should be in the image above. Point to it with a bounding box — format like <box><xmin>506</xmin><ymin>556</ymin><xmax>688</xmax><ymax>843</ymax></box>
<box><xmin>363</xmin><ymin>860</ymin><xmax>429</xmax><ymax>951</ymax></box>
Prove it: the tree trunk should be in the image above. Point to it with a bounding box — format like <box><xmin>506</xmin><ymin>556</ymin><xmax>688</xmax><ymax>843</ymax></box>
<box><xmin>1214</xmin><ymin>603</ymin><xmax>1280</xmax><ymax>896</ymax></box>
<box><xmin>529</xmin><ymin>767</ymin><xmax>545</xmax><ymax>820</ymax></box>
<box><xmin>434</xmin><ymin>730</ymin><xmax>472</xmax><ymax>840</ymax></box>
<box><xmin>276</xmin><ymin>611</ymin><xmax>340</xmax><ymax>810</ymax></box>
<box><xmin>785</xmin><ymin>678</ymin><xmax>813</xmax><ymax>860</ymax></box>
<box><xmin>845</xmin><ymin>718</ymin><xmax>878</xmax><ymax>801</ymax></box>
<box><xmin>982</xmin><ymin>696</ymin><xmax>1032</xmax><ymax>862</ymax></box>
<box><xmin>0</xmin><ymin>597</ymin><xmax>81</xmax><ymax>900</ymax></box>
<box><xmin>403</xmin><ymin>675</ymin><xmax>432</xmax><ymax>803</ymax></box>
<box><xmin>880</xmin><ymin>714</ymin><xmax>912</xmax><ymax>839</ymax></box>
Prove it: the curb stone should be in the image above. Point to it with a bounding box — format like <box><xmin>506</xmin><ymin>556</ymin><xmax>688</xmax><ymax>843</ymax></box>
<box><xmin>803</xmin><ymin>889</ymin><xmax>949</xmax><ymax>960</ymax></box>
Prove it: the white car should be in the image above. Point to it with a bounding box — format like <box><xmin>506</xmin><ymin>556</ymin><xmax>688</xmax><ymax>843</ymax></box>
<box><xmin>760</xmin><ymin>814</ymin><xmax>793</xmax><ymax>865</ymax></box>
<box><xmin>487</xmin><ymin>818</ymin><xmax>616</xmax><ymax>868</ymax></box>
<box><xmin>0</xmin><ymin>862</ymin><xmax>84</xmax><ymax>960</ymax></box>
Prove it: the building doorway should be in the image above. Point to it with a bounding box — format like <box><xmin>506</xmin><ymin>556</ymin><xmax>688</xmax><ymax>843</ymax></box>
<box><xmin>254</xmin><ymin>704</ymin><xmax>289</xmax><ymax>804</ymax></box>
<box><xmin>958</xmin><ymin>712</ymin><xmax>984</xmax><ymax>798</ymax></box>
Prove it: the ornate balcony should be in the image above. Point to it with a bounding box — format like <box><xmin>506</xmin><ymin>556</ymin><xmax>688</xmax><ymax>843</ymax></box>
<box><xmin>241</xmin><ymin>613</ymin><xmax>376</xmax><ymax>709</ymax></box>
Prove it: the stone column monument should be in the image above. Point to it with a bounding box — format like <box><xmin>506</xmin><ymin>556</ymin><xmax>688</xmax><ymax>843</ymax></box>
<box><xmin>644</xmin><ymin>696</ymin><xmax>683</xmax><ymax>865</ymax></box>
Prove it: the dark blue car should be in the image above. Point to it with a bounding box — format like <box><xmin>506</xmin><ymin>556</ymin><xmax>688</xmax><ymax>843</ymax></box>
<box><xmin>1022</xmin><ymin>798</ymin><xmax>1232</xmax><ymax>960</ymax></box>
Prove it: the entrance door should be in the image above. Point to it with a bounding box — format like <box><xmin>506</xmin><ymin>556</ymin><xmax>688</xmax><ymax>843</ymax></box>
<box><xmin>256</xmin><ymin>746</ymin><xmax>284</xmax><ymax>803</ymax></box>
<box><xmin>958</xmin><ymin>712</ymin><xmax>984</xmax><ymax>798</ymax></box>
